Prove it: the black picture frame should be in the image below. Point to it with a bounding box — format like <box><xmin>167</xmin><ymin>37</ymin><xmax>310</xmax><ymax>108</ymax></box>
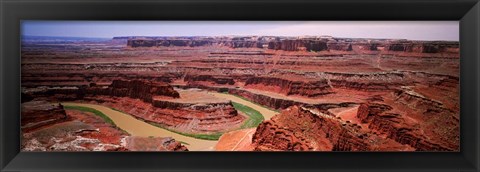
<box><xmin>1</xmin><ymin>0</ymin><xmax>479</xmax><ymax>171</ymax></box>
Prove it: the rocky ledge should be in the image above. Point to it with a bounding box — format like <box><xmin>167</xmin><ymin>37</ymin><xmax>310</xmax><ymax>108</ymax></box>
<box><xmin>250</xmin><ymin>106</ymin><xmax>413</xmax><ymax>151</ymax></box>
<box><xmin>21</xmin><ymin>101</ymin><xmax>68</xmax><ymax>132</ymax></box>
<box><xmin>356</xmin><ymin>103</ymin><xmax>458</xmax><ymax>151</ymax></box>
<box><xmin>244</xmin><ymin>76</ymin><xmax>333</xmax><ymax>97</ymax></box>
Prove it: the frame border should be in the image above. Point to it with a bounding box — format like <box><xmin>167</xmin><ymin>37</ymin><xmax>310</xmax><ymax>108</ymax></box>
<box><xmin>1</xmin><ymin>0</ymin><xmax>479</xmax><ymax>171</ymax></box>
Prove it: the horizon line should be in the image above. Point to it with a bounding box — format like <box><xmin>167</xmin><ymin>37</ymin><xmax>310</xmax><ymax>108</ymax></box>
<box><xmin>22</xmin><ymin>35</ymin><xmax>460</xmax><ymax>42</ymax></box>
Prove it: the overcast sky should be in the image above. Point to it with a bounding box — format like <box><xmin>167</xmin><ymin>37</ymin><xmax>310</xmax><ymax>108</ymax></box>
<box><xmin>21</xmin><ymin>21</ymin><xmax>459</xmax><ymax>41</ymax></box>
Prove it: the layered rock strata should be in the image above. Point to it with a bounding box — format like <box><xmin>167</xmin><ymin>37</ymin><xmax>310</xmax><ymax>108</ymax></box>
<box><xmin>184</xmin><ymin>75</ymin><xmax>235</xmax><ymax>86</ymax></box>
<box><xmin>127</xmin><ymin>39</ymin><xmax>212</xmax><ymax>48</ymax></box>
<box><xmin>244</xmin><ymin>76</ymin><xmax>333</xmax><ymax>97</ymax></box>
<box><xmin>125</xmin><ymin>36</ymin><xmax>459</xmax><ymax>55</ymax></box>
<box><xmin>89</xmin><ymin>79</ymin><xmax>180</xmax><ymax>102</ymax></box>
<box><xmin>356</xmin><ymin>103</ymin><xmax>458</xmax><ymax>151</ymax></box>
<box><xmin>251</xmin><ymin>106</ymin><xmax>412</xmax><ymax>151</ymax></box>
<box><xmin>21</xmin><ymin>101</ymin><xmax>68</xmax><ymax>132</ymax></box>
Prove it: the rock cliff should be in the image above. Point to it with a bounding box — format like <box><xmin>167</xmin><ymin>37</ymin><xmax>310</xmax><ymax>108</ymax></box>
<box><xmin>252</xmin><ymin>106</ymin><xmax>410</xmax><ymax>151</ymax></box>
<box><xmin>184</xmin><ymin>75</ymin><xmax>235</xmax><ymax>86</ymax></box>
<box><xmin>89</xmin><ymin>80</ymin><xmax>180</xmax><ymax>102</ymax></box>
<box><xmin>21</xmin><ymin>101</ymin><xmax>68</xmax><ymax>132</ymax></box>
<box><xmin>356</xmin><ymin>103</ymin><xmax>458</xmax><ymax>151</ymax></box>
<box><xmin>125</xmin><ymin>37</ymin><xmax>459</xmax><ymax>55</ymax></box>
<box><xmin>127</xmin><ymin>39</ymin><xmax>212</xmax><ymax>47</ymax></box>
<box><xmin>268</xmin><ymin>40</ymin><xmax>328</xmax><ymax>51</ymax></box>
<box><xmin>244</xmin><ymin>76</ymin><xmax>333</xmax><ymax>97</ymax></box>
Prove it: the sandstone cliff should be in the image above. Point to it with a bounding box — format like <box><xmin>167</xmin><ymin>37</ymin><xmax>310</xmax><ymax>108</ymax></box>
<box><xmin>127</xmin><ymin>39</ymin><xmax>212</xmax><ymax>47</ymax></box>
<box><xmin>184</xmin><ymin>74</ymin><xmax>235</xmax><ymax>86</ymax></box>
<box><xmin>244</xmin><ymin>76</ymin><xmax>333</xmax><ymax>97</ymax></box>
<box><xmin>268</xmin><ymin>39</ymin><xmax>328</xmax><ymax>51</ymax></box>
<box><xmin>124</xmin><ymin>37</ymin><xmax>459</xmax><ymax>55</ymax></box>
<box><xmin>384</xmin><ymin>42</ymin><xmax>459</xmax><ymax>53</ymax></box>
<box><xmin>252</xmin><ymin>106</ymin><xmax>411</xmax><ymax>151</ymax></box>
<box><xmin>356</xmin><ymin>103</ymin><xmax>458</xmax><ymax>151</ymax></box>
<box><xmin>88</xmin><ymin>80</ymin><xmax>180</xmax><ymax>102</ymax></box>
<box><xmin>21</xmin><ymin>101</ymin><xmax>68</xmax><ymax>132</ymax></box>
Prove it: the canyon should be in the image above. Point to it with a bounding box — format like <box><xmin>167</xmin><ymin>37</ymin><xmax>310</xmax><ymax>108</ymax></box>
<box><xmin>21</xmin><ymin>101</ymin><xmax>188</xmax><ymax>151</ymax></box>
<box><xmin>22</xmin><ymin>35</ymin><xmax>459</xmax><ymax>151</ymax></box>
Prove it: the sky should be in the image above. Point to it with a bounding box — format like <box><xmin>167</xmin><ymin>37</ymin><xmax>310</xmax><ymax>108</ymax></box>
<box><xmin>21</xmin><ymin>21</ymin><xmax>459</xmax><ymax>41</ymax></box>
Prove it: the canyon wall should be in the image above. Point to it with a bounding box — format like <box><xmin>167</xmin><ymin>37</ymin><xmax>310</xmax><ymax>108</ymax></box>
<box><xmin>127</xmin><ymin>39</ymin><xmax>213</xmax><ymax>47</ymax></box>
<box><xmin>89</xmin><ymin>80</ymin><xmax>180</xmax><ymax>102</ymax></box>
<box><xmin>356</xmin><ymin>103</ymin><xmax>458</xmax><ymax>151</ymax></box>
<box><xmin>268</xmin><ymin>40</ymin><xmax>328</xmax><ymax>51</ymax></box>
<box><xmin>252</xmin><ymin>106</ymin><xmax>411</xmax><ymax>151</ymax></box>
<box><xmin>244</xmin><ymin>77</ymin><xmax>333</xmax><ymax>97</ymax></box>
<box><xmin>228</xmin><ymin>89</ymin><xmax>300</xmax><ymax>110</ymax></box>
<box><xmin>384</xmin><ymin>42</ymin><xmax>459</xmax><ymax>53</ymax></box>
<box><xmin>125</xmin><ymin>36</ymin><xmax>459</xmax><ymax>55</ymax></box>
<box><xmin>21</xmin><ymin>101</ymin><xmax>68</xmax><ymax>132</ymax></box>
<box><xmin>184</xmin><ymin>75</ymin><xmax>235</xmax><ymax>86</ymax></box>
<box><xmin>22</xmin><ymin>80</ymin><xmax>180</xmax><ymax>102</ymax></box>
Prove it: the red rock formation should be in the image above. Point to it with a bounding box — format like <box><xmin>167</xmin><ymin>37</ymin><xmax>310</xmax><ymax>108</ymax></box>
<box><xmin>253</xmin><ymin>120</ymin><xmax>314</xmax><ymax>151</ymax></box>
<box><xmin>21</xmin><ymin>79</ymin><xmax>181</xmax><ymax>102</ymax></box>
<box><xmin>21</xmin><ymin>86</ymin><xmax>85</xmax><ymax>101</ymax></box>
<box><xmin>356</xmin><ymin>103</ymin><xmax>393</xmax><ymax>123</ymax></box>
<box><xmin>330</xmin><ymin>80</ymin><xmax>394</xmax><ymax>91</ymax></box>
<box><xmin>227</xmin><ymin>88</ymin><xmax>353</xmax><ymax>112</ymax></box>
<box><xmin>228</xmin><ymin>89</ymin><xmax>300</xmax><ymax>109</ymax></box>
<box><xmin>21</xmin><ymin>101</ymin><xmax>68</xmax><ymax>132</ymax></box>
<box><xmin>21</xmin><ymin>35</ymin><xmax>460</xmax><ymax>152</ymax></box>
<box><xmin>393</xmin><ymin>89</ymin><xmax>445</xmax><ymax>111</ymax></box>
<box><xmin>184</xmin><ymin>75</ymin><xmax>235</xmax><ymax>86</ymax></box>
<box><xmin>356</xmin><ymin>103</ymin><xmax>458</xmax><ymax>151</ymax></box>
<box><xmin>383</xmin><ymin>41</ymin><xmax>459</xmax><ymax>54</ymax></box>
<box><xmin>224</xmin><ymin>40</ymin><xmax>264</xmax><ymax>48</ymax></box>
<box><xmin>127</xmin><ymin>39</ymin><xmax>212</xmax><ymax>47</ymax></box>
<box><xmin>252</xmin><ymin>106</ymin><xmax>409</xmax><ymax>151</ymax></box>
<box><xmin>326</xmin><ymin>72</ymin><xmax>408</xmax><ymax>91</ymax></box>
<box><xmin>327</xmin><ymin>42</ymin><xmax>353</xmax><ymax>51</ymax></box>
<box><xmin>244</xmin><ymin>76</ymin><xmax>333</xmax><ymax>97</ymax></box>
<box><xmin>89</xmin><ymin>80</ymin><xmax>179</xmax><ymax>102</ymax></box>
<box><xmin>368</xmin><ymin>113</ymin><xmax>454</xmax><ymax>151</ymax></box>
<box><xmin>268</xmin><ymin>40</ymin><xmax>328</xmax><ymax>52</ymax></box>
<box><xmin>124</xmin><ymin>37</ymin><xmax>459</xmax><ymax>56</ymax></box>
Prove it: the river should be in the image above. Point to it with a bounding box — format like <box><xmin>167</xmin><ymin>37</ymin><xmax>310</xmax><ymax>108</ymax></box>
<box><xmin>62</xmin><ymin>93</ymin><xmax>277</xmax><ymax>151</ymax></box>
<box><xmin>63</xmin><ymin>102</ymin><xmax>217</xmax><ymax>151</ymax></box>
<box><xmin>209</xmin><ymin>92</ymin><xmax>278</xmax><ymax>120</ymax></box>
